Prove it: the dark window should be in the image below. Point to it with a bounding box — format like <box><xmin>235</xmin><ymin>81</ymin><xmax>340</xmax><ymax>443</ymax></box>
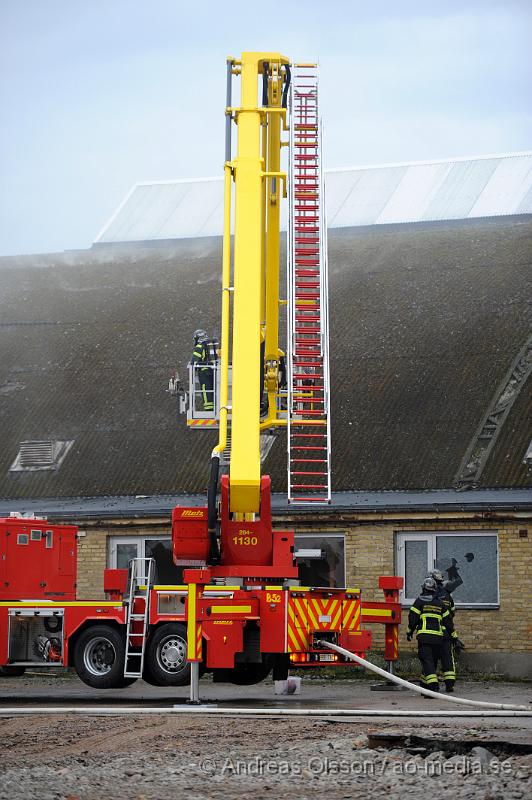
<box><xmin>294</xmin><ymin>535</ymin><xmax>345</xmax><ymax>588</ymax></box>
<box><xmin>145</xmin><ymin>539</ymin><xmax>183</xmax><ymax>584</ymax></box>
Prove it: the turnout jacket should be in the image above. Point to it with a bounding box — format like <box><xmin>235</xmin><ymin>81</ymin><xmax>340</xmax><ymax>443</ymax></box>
<box><xmin>408</xmin><ymin>592</ymin><xmax>454</xmax><ymax>643</ymax></box>
<box><xmin>191</xmin><ymin>339</ymin><xmax>219</xmax><ymax>369</ymax></box>
<box><xmin>435</xmin><ymin>584</ymin><xmax>455</xmax><ymax>617</ymax></box>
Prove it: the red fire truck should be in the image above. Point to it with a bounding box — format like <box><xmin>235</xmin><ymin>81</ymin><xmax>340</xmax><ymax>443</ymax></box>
<box><xmin>0</xmin><ymin>510</ymin><xmax>401</xmax><ymax>689</ymax></box>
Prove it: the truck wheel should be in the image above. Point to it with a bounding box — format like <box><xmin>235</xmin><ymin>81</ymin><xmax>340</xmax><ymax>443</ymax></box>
<box><xmin>0</xmin><ymin>665</ymin><xmax>26</xmax><ymax>677</ymax></box>
<box><xmin>144</xmin><ymin>623</ymin><xmax>201</xmax><ymax>686</ymax></box>
<box><xmin>74</xmin><ymin>625</ymin><xmax>129</xmax><ymax>689</ymax></box>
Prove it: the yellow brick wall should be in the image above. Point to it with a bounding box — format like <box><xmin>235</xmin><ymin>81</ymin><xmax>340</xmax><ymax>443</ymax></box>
<box><xmin>345</xmin><ymin>525</ymin><xmax>394</xmax><ymax>650</ymax></box>
<box><xmin>76</xmin><ymin>529</ymin><xmax>108</xmax><ymax>600</ymax></box>
<box><xmin>75</xmin><ymin>519</ymin><xmax>531</xmax><ymax>654</ymax></box>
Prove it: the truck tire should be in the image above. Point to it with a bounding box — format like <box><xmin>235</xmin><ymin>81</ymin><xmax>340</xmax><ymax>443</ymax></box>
<box><xmin>144</xmin><ymin>623</ymin><xmax>202</xmax><ymax>687</ymax></box>
<box><xmin>74</xmin><ymin>625</ymin><xmax>131</xmax><ymax>689</ymax></box>
<box><xmin>0</xmin><ymin>665</ymin><xmax>26</xmax><ymax>677</ymax></box>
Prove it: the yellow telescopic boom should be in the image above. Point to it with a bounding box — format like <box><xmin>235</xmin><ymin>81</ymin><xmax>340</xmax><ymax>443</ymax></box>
<box><xmin>215</xmin><ymin>52</ymin><xmax>290</xmax><ymax>515</ymax></box>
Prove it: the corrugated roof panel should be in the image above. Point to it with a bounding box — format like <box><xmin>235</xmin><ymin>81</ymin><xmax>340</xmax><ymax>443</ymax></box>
<box><xmin>329</xmin><ymin>166</ymin><xmax>408</xmax><ymax>227</ymax></box>
<box><xmin>325</xmin><ymin>170</ymin><xmax>364</xmax><ymax>225</ymax></box>
<box><xmin>94</xmin><ymin>153</ymin><xmax>532</xmax><ymax>244</ymax></box>
<box><xmin>422</xmin><ymin>158</ymin><xmax>499</xmax><ymax>221</ymax></box>
<box><xmin>146</xmin><ymin>184</ymin><xmax>191</xmax><ymax>239</ymax></box>
<box><xmin>156</xmin><ymin>180</ymin><xmax>225</xmax><ymax>239</ymax></box>
<box><xmin>516</xmin><ymin>179</ymin><xmax>532</xmax><ymax>214</ymax></box>
<box><xmin>100</xmin><ymin>184</ymin><xmax>151</xmax><ymax>242</ymax></box>
<box><xmin>470</xmin><ymin>155</ymin><xmax>532</xmax><ymax>217</ymax></box>
<box><xmin>377</xmin><ymin>162</ymin><xmax>452</xmax><ymax>224</ymax></box>
<box><xmin>106</xmin><ymin>184</ymin><xmax>189</xmax><ymax>242</ymax></box>
<box><xmin>102</xmin><ymin>180</ymin><xmax>225</xmax><ymax>243</ymax></box>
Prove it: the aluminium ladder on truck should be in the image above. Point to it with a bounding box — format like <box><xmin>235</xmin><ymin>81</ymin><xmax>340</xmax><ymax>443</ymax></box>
<box><xmin>287</xmin><ymin>63</ymin><xmax>331</xmax><ymax>505</ymax></box>
<box><xmin>124</xmin><ymin>557</ymin><xmax>154</xmax><ymax>678</ymax></box>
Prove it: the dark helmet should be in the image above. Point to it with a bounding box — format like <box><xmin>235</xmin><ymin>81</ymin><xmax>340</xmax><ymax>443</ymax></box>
<box><xmin>193</xmin><ymin>329</ymin><xmax>208</xmax><ymax>344</ymax></box>
<box><xmin>428</xmin><ymin>569</ymin><xmax>445</xmax><ymax>584</ymax></box>
<box><xmin>422</xmin><ymin>577</ymin><xmax>437</xmax><ymax>594</ymax></box>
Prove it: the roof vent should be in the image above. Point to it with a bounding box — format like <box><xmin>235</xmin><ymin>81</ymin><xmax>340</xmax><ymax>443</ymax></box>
<box><xmin>9</xmin><ymin>439</ymin><xmax>74</xmax><ymax>472</ymax></box>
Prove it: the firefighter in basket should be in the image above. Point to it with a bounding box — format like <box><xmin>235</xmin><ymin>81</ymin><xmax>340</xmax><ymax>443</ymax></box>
<box><xmin>191</xmin><ymin>329</ymin><xmax>219</xmax><ymax>412</ymax></box>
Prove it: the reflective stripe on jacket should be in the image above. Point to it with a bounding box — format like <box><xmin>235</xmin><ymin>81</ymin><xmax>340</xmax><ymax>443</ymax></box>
<box><xmin>191</xmin><ymin>340</ymin><xmax>218</xmax><ymax>370</ymax></box>
<box><xmin>408</xmin><ymin>593</ymin><xmax>453</xmax><ymax>642</ymax></box>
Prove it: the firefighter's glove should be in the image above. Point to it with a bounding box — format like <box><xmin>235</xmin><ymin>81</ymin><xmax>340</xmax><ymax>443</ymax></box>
<box><xmin>406</xmin><ymin>631</ymin><xmax>413</xmax><ymax>642</ymax></box>
<box><xmin>454</xmin><ymin>638</ymin><xmax>465</xmax><ymax>653</ymax></box>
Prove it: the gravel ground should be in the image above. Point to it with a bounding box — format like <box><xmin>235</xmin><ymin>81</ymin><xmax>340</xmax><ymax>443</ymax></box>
<box><xmin>1</xmin><ymin>713</ymin><xmax>531</xmax><ymax>800</ymax></box>
<box><xmin>1</xmin><ymin>676</ymin><xmax>531</xmax><ymax>799</ymax></box>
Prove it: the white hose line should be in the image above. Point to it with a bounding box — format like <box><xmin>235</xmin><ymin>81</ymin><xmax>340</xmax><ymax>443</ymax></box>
<box><xmin>318</xmin><ymin>640</ymin><xmax>531</xmax><ymax>712</ymax></box>
<box><xmin>0</xmin><ymin>706</ymin><xmax>531</xmax><ymax>717</ymax></box>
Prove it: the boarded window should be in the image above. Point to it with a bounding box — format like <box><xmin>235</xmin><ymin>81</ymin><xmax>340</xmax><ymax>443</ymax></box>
<box><xmin>396</xmin><ymin>531</ymin><xmax>499</xmax><ymax>607</ymax></box>
<box><xmin>436</xmin><ymin>535</ymin><xmax>498</xmax><ymax>605</ymax></box>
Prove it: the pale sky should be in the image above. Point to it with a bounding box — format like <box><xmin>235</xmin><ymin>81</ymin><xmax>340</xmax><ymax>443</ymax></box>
<box><xmin>1</xmin><ymin>0</ymin><xmax>530</xmax><ymax>256</ymax></box>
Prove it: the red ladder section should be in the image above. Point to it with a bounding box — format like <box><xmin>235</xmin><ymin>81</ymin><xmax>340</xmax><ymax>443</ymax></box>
<box><xmin>287</xmin><ymin>63</ymin><xmax>331</xmax><ymax>505</ymax></box>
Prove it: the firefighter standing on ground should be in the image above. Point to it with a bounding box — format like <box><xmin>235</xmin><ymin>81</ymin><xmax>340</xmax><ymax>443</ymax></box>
<box><xmin>191</xmin><ymin>329</ymin><xmax>218</xmax><ymax>412</ymax></box>
<box><xmin>407</xmin><ymin>576</ymin><xmax>455</xmax><ymax>693</ymax></box>
<box><xmin>429</xmin><ymin>567</ymin><xmax>466</xmax><ymax>691</ymax></box>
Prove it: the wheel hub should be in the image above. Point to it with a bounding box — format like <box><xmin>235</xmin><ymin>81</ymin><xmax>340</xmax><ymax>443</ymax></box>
<box><xmin>83</xmin><ymin>637</ymin><xmax>116</xmax><ymax>676</ymax></box>
<box><xmin>159</xmin><ymin>637</ymin><xmax>186</xmax><ymax>672</ymax></box>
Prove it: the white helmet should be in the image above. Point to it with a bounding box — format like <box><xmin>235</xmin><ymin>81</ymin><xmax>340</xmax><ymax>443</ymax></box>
<box><xmin>429</xmin><ymin>569</ymin><xmax>445</xmax><ymax>583</ymax></box>
<box><xmin>193</xmin><ymin>329</ymin><xmax>208</xmax><ymax>343</ymax></box>
<box><xmin>422</xmin><ymin>577</ymin><xmax>437</xmax><ymax>593</ymax></box>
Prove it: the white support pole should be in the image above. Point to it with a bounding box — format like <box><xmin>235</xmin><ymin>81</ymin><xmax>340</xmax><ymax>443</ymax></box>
<box><xmin>189</xmin><ymin>661</ymin><xmax>200</xmax><ymax>704</ymax></box>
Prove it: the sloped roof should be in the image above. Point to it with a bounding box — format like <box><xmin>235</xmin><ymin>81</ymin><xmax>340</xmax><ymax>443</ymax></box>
<box><xmin>0</xmin><ymin>216</ymin><xmax>531</xmax><ymax>499</ymax></box>
<box><xmin>95</xmin><ymin>153</ymin><xmax>532</xmax><ymax>244</ymax></box>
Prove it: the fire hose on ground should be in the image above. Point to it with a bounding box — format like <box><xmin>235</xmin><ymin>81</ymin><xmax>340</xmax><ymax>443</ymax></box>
<box><xmin>317</xmin><ymin>640</ymin><xmax>531</xmax><ymax>712</ymax></box>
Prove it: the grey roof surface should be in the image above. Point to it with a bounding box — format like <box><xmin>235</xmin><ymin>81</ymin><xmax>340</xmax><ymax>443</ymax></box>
<box><xmin>95</xmin><ymin>153</ymin><xmax>532</xmax><ymax>244</ymax></box>
<box><xmin>0</xmin><ymin>216</ymin><xmax>531</xmax><ymax>500</ymax></box>
<box><xmin>1</xmin><ymin>489</ymin><xmax>530</xmax><ymax>521</ymax></box>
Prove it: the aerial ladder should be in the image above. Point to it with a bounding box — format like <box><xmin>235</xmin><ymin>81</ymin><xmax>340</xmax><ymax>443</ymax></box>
<box><xmin>287</xmin><ymin>63</ymin><xmax>331</xmax><ymax>504</ymax></box>
<box><xmin>180</xmin><ymin>53</ymin><xmax>331</xmax><ymax>507</ymax></box>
